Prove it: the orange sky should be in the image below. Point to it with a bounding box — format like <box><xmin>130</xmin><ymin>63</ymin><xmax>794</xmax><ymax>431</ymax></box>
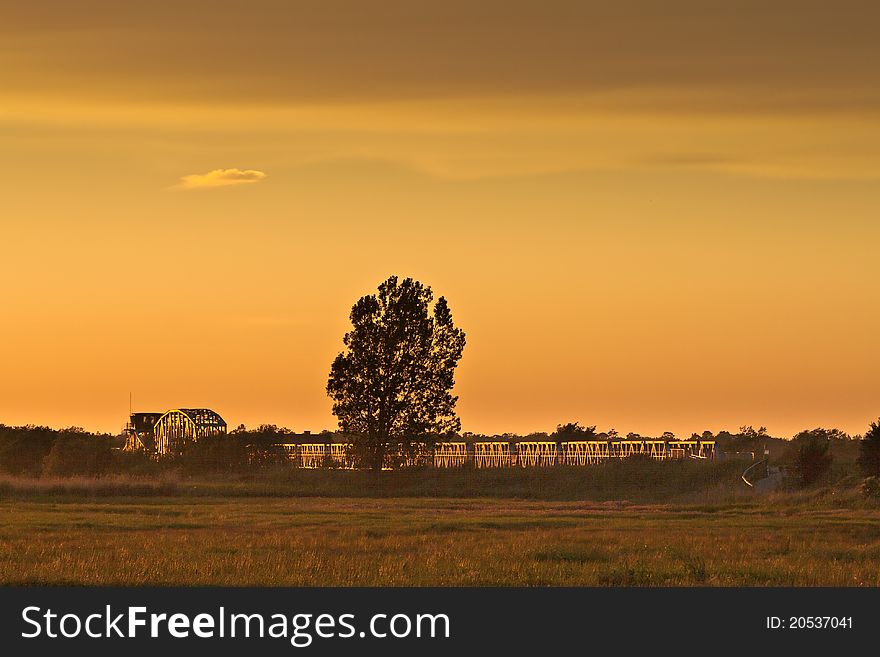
<box><xmin>2</xmin><ymin>1</ymin><xmax>880</xmax><ymax>438</ymax></box>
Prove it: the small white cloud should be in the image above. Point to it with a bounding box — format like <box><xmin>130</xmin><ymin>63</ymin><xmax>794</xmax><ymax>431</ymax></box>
<box><xmin>174</xmin><ymin>168</ymin><xmax>267</xmax><ymax>189</ymax></box>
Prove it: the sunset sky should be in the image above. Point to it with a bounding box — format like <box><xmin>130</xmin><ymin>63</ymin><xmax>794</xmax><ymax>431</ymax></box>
<box><xmin>2</xmin><ymin>1</ymin><xmax>880</xmax><ymax>437</ymax></box>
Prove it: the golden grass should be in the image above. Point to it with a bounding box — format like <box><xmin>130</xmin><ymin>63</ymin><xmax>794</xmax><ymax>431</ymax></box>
<box><xmin>2</xmin><ymin>496</ymin><xmax>879</xmax><ymax>586</ymax></box>
<box><xmin>0</xmin><ymin>459</ymin><xmax>747</xmax><ymax>502</ymax></box>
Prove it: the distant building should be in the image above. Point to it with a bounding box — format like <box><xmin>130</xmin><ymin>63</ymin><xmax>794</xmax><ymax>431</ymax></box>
<box><xmin>124</xmin><ymin>408</ymin><xmax>227</xmax><ymax>457</ymax></box>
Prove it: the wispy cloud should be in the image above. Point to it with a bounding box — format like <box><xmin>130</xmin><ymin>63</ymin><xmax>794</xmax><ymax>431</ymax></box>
<box><xmin>174</xmin><ymin>168</ymin><xmax>267</xmax><ymax>189</ymax></box>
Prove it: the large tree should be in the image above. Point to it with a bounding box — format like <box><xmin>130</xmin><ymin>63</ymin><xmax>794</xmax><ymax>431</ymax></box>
<box><xmin>327</xmin><ymin>276</ymin><xmax>466</xmax><ymax>471</ymax></box>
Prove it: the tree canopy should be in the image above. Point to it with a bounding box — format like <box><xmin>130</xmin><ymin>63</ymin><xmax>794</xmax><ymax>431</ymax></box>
<box><xmin>553</xmin><ymin>422</ymin><xmax>597</xmax><ymax>440</ymax></box>
<box><xmin>327</xmin><ymin>276</ymin><xmax>466</xmax><ymax>470</ymax></box>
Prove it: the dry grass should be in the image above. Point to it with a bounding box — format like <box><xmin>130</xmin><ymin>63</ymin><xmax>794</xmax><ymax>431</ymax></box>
<box><xmin>1</xmin><ymin>496</ymin><xmax>879</xmax><ymax>586</ymax></box>
<box><xmin>0</xmin><ymin>474</ymin><xmax>180</xmax><ymax>497</ymax></box>
<box><xmin>0</xmin><ymin>459</ymin><xmax>746</xmax><ymax>502</ymax></box>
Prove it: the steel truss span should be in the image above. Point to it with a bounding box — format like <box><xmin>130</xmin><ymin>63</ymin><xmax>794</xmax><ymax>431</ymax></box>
<box><xmin>278</xmin><ymin>439</ymin><xmax>716</xmax><ymax>469</ymax></box>
<box><xmin>124</xmin><ymin>408</ymin><xmax>227</xmax><ymax>457</ymax></box>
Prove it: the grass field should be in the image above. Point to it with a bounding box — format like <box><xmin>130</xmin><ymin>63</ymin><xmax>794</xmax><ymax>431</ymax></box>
<box><xmin>0</xmin><ymin>459</ymin><xmax>745</xmax><ymax>502</ymax></box>
<box><xmin>2</xmin><ymin>493</ymin><xmax>879</xmax><ymax>586</ymax></box>
<box><xmin>2</xmin><ymin>461</ymin><xmax>877</xmax><ymax>586</ymax></box>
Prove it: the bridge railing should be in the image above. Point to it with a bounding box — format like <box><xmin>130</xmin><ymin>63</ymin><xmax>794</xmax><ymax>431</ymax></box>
<box><xmin>275</xmin><ymin>439</ymin><xmax>717</xmax><ymax>469</ymax></box>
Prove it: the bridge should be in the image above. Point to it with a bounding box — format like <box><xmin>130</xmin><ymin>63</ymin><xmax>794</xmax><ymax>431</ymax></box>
<box><xmin>278</xmin><ymin>439</ymin><xmax>716</xmax><ymax>469</ymax></box>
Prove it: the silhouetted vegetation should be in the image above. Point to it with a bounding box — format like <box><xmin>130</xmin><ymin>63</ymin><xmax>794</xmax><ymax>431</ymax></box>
<box><xmin>862</xmin><ymin>476</ymin><xmax>880</xmax><ymax>499</ymax></box>
<box><xmin>552</xmin><ymin>422</ymin><xmax>597</xmax><ymax>440</ymax></box>
<box><xmin>327</xmin><ymin>276</ymin><xmax>466</xmax><ymax>470</ymax></box>
<box><xmin>713</xmin><ymin>425</ymin><xmax>769</xmax><ymax>455</ymax></box>
<box><xmin>0</xmin><ymin>423</ymin><xmax>290</xmax><ymax>478</ymax></box>
<box><xmin>0</xmin><ymin>425</ymin><xmax>58</xmax><ymax>476</ymax></box>
<box><xmin>0</xmin><ymin>417</ymin><xmax>873</xmax><ymax>496</ymax></box>
<box><xmin>175</xmin><ymin>435</ymin><xmax>251</xmax><ymax>474</ymax></box>
<box><xmin>171</xmin><ymin>427</ymin><xmax>289</xmax><ymax>474</ymax></box>
<box><xmin>42</xmin><ymin>431</ymin><xmax>113</xmax><ymax>477</ymax></box>
<box><xmin>857</xmin><ymin>419</ymin><xmax>880</xmax><ymax>477</ymax></box>
<box><xmin>0</xmin><ymin>424</ymin><xmax>115</xmax><ymax>477</ymax></box>
<box><xmin>790</xmin><ymin>429</ymin><xmax>834</xmax><ymax>487</ymax></box>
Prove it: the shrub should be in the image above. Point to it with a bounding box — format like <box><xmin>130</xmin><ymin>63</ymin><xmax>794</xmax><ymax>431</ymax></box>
<box><xmin>176</xmin><ymin>435</ymin><xmax>252</xmax><ymax>474</ymax></box>
<box><xmin>0</xmin><ymin>425</ymin><xmax>56</xmax><ymax>476</ymax></box>
<box><xmin>42</xmin><ymin>434</ymin><xmax>113</xmax><ymax>477</ymax></box>
<box><xmin>862</xmin><ymin>476</ymin><xmax>880</xmax><ymax>499</ymax></box>
<box><xmin>110</xmin><ymin>450</ymin><xmax>164</xmax><ymax>476</ymax></box>
<box><xmin>791</xmin><ymin>432</ymin><xmax>832</xmax><ymax>487</ymax></box>
<box><xmin>858</xmin><ymin>420</ymin><xmax>880</xmax><ymax>477</ymax></box>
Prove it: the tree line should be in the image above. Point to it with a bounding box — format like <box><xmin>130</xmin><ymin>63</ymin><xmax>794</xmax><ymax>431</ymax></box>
<box><xmin>0</xmin><ymin>424</ymin><xmax>296</xmax><ymax>477</ymax></box>
<box><xmin>2</xmin><ymin>420</ymin><xmax>880</xmax><ymax>487</ymax></box>
<box><xmin>3</xmin><ymin>276</ymin><xmax>880</xmax><ymax>488</ymax></box>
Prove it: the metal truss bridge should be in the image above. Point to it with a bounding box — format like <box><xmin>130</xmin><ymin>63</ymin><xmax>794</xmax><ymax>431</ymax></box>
<box><xmin>278</xmin><ymin>439</ymin><xmax>716</xmax><ymax>469</ymax></box>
